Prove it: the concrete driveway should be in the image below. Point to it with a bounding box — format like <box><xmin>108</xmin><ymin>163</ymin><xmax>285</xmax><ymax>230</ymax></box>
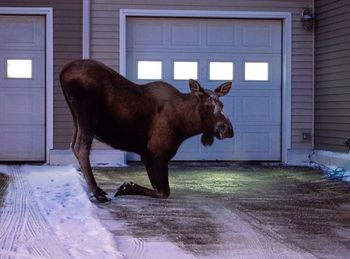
<box><xmin>93</xmin><ymin>162</ymin><xmax>350</xmax><ymax>259</ymax></box>
<box><xmin>0</xmin><ymin>163</ymin><xmax>349</xmax><ymax>258</ymax></box>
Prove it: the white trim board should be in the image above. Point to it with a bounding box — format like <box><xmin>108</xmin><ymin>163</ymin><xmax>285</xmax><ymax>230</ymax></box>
<box><xmin>120</xmin><ymin>9</ymin><xmax>292</xmax><ymax>164</ymax></box>
<box><xmin>0</xmin><ymin>7</ymin><xmax>54</xmax><ymax>163</ymax></box>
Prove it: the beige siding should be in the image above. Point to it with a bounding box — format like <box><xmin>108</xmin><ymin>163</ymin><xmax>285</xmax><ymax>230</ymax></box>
<box><xmin>91</xmin><ymin>0</ymin><xmax>314</xmax><ymax>151</ymax></box>
<box><xmin>315</xmin><ymin>0</ymin><xmax>350</xmax><ymax>152</ymax></box>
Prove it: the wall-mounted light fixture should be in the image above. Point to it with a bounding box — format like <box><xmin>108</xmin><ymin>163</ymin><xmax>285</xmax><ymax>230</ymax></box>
<box><xmin>301</xmin><ymin>8</ymin><xmax>314</xmax><ymax>31</ymax></box>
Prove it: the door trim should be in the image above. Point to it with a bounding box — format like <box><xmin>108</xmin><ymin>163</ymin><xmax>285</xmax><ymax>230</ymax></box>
<box><xmin>119</xmin><ymin>9</ymin><xmax>292</xmax><ymax>163</ymax></box>
<box><xmin>0</xmin><ymin>7</ymin><xmax>53</xmax><ymax>162</ymax></box>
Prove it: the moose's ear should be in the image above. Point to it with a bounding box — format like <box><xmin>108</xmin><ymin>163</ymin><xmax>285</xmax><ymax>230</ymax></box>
<box><xmin>215</xmin><ymin>81</ymin><xmax>232</xmax><ymax>97</ymax></box>
<box><xmin>189</xmin><ymin>79</ymin><xmax>204</xmax><ymax>94</ymax></box>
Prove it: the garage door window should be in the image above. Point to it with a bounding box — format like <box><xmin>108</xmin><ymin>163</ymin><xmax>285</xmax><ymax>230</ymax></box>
<box><xmin>174</xmin><ymin>61</ymin><xmax>198</xmax><ymax>80</ymax></box>
<box><xmin>137</xmin><ymin>61</ymin><xmax>162</xmax><ymax>80</ymax></box>
<box><xmin>6</xmin><ymin>59</ymin><xmax>32</xmax><ymax>79</ymax></box>
<box><xmin>209</xmin><ymin>62</ymin><xmax>234</xmax><ymax>80</ymax></box>
<box><xmin>244</xmin><ymin>62</ymin><xmax>269</xmax><ymax>81</ymax></box>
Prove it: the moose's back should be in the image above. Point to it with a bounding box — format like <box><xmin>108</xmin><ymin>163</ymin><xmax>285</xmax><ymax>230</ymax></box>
<box><xmin>59</xmin><ymin>59</ymin><xmax>185</xmax><ymax>153</ymax></box>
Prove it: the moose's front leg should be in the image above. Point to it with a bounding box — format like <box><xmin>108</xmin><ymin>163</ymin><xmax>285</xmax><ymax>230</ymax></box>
<box><xmin>115</xmin><ymin>155</ymin><xmax>170</xmax><ymax>198</ymax></box>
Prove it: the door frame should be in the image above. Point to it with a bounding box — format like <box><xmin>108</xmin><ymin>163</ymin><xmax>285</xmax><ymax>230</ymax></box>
<box><xmin>0</xmin><ymin>7</ymin><xmax>53</xmax><ymax>162</ymax></box>
<box><xmin>119</xmin><ymin>9</ymin><xmax>292</xmax><ymax>163</ymax></box>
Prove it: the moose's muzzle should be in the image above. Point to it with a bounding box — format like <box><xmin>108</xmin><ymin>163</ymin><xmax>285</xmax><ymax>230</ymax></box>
<box><xmin>215</xmin><ymin>122</ymin><xmax>234</xmax><ymax>140</ymax></box>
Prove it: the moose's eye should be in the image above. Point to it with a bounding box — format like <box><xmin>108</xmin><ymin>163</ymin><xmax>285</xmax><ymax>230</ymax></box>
<box><xmin>205</xmin><ymin>101</ymin><xmax>214</xmax><ymax>110</ymax></box>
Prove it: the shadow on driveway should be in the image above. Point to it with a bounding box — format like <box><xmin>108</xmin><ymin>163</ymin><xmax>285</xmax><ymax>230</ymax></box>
<box><xmin>0</xmin><ymin>172</ymin><xmax>10</xmax><ymax>208</ymax></box>
<box><xmin>93</xmin><ymin>162</ymin><xmax>350</xmax><ymax>259</ymax></box>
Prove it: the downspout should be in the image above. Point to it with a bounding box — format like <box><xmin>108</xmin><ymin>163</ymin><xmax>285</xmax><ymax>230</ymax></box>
<box><xmin>83</xmin><ymin>0</ymin><xmax>90</xmax><ymax>59</ymax></box>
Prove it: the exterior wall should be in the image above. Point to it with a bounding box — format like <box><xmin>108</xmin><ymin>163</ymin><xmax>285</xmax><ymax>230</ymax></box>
<box><xmin>91</xmin><ymin>0</ymin><xmax>314</xmax><ymax>153</ymax></box>
<box><xmin>0</xmin><ymin>0</ymin><xmax>83</xmax><ymax>149</ymax></box>
<box><xmin>314</xmin><ymin>0</ymin><xmax>350</xmax><ymax>153</ymax></box>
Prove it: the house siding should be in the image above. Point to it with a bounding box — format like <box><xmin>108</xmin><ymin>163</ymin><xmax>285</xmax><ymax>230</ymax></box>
<box><xmin>314</xmin><ymin>0</ymin><xmax>350</xmax><ymax>152</ymax></box>
<box><xmin>91</xmin><ymin>0</ymin><xmax>314</xmax><ymax>152</ymax></box>
<box><xmin>0</xmin><ymin>0</ymin><xmax>83</xmax><ymax>149</ymax></box>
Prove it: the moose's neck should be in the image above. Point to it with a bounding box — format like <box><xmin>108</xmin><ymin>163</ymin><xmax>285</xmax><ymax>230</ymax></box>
<box><xmin>176</xmin><ymin>94</ymin><xmax>203</xmax><ymax>139</ymax></box>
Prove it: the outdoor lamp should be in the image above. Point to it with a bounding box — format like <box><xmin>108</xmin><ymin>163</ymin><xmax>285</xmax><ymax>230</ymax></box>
<box><xmin>301</xmin><ymin>8</ymin><xmax>314</xmax><ymax>31</ymax></box>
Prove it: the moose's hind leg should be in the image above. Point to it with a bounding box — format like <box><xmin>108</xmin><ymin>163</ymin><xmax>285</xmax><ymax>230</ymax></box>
<box><xmin>73</xmin><ymin>129</ymin><xmax>110</xmax><ymax>202</ymax></box>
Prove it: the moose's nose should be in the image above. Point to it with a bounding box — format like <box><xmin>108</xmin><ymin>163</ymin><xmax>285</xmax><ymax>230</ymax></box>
<box><xmin>216</xmin><ymin>122</ymin><xmax>234</xmax><ymax>139</ymax></box>
<box><xmin>227</xmin><ymin>125</ymin><xmax>234</xmax><ymax>138</ymax></box>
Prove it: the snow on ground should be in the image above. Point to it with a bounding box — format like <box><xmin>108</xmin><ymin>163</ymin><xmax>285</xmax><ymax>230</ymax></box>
<box><xmin>0</xmin><ymin>165</ymin><xmax>123</xmax><ymax>258</ymax></box>
<box><xmin>316</xmin><ymin>150</ymin><xmax>350</xmax><ymax>160</ymax></box>
<box><xmin>309</xmin><ymin>150</ymin><xmax>350</xmax><ymax>182</ymax></box>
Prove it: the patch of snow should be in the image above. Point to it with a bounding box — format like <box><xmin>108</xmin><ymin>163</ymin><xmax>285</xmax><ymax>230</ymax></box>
<box><xmin>315</xmin><ymin>150</ymin><xmax>350</xmax><ymax>160</ymax></box>
<box><xmin>2</xmin><ymin>165</ymin><xmax>123</xmax><ymax>258</ymax></box>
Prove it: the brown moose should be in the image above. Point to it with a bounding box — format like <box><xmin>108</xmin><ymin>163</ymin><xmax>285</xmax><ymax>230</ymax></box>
<box><xmin>60</xmin><ymin>59</ymin><xmax>233</xmax><ymax>202</ymax></box>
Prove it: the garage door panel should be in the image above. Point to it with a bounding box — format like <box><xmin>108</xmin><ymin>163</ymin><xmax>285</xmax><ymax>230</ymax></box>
<box><xmin>240</xmin><ymin>92</ymin><xmax>281</xmax><ymax>123</ymax></box>
<box><xmin>127</xmin><ymin>21</ymin><xmax>165</xmax><ymax>47</ymax></box>
<box><xmin>233</xmin><ymin>126</ymin><xmax>281</xmax><ymax>160</ymax></box>
<box><xmin>206</xmin><ymin>22</ymin><xmax>236</xmax><ymax>47</ymax></box>
<box><xmin>171</xmin><ymin>22</ymin><xmax>200</xmax><ymax>46</ymax></box>
<box><xmin>242</xmin><ymin>24</ymin><xmax>271</xmax><ymax>47</ymax></box>
<box><xmin>242</xmin><ymin>96</ymin><xmax>272</xmax><ymax>121</ymax></box>
<box><xmin>241</xmin><ymin>21</ymin><xmax>281</xmax><ymax>50</ymax></box>
<box><xmin>0</xmin><ymin>125</ymin><xmax>45</xmax><ymax>161</ymax></box>
<box><xmin>241</xmin><ymin>127</ymin><xmax>280</xmax><ymax>159</ymax></box>
<box><xmin>0</xmin><ymin>16</ymin><xmax>45</xmax><ymax>50</ymax></box>
<box><xmin>0</xmin><ymin>88</ymin><xmax>45</xmax><ymax>124</ymax></box>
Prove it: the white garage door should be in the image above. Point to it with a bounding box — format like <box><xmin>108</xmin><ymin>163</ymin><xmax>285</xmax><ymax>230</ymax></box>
<box><xmin>126</xmin><ymin>17</ymin><xmax>281</xmax><ymax>161</ymax></box>
<box><xmin>0</xmin><ymin>16</ymin><xmax>45</xmax><ymax>161</ymax></box>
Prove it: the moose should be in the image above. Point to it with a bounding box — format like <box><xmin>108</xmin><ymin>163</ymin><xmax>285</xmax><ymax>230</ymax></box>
<box><xmin>60</xmin><ymin>59</ymin><xmax>233</xmax><ymax>202</ymax></box>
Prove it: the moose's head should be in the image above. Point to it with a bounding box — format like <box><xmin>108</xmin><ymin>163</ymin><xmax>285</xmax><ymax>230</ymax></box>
<box><xmin>189</xmin><ymin>79</ymin><xmax>234</xmax><ymax>146</ymax></box>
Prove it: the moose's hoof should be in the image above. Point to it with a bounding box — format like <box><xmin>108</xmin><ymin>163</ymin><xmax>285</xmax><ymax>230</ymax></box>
<box><xmin>97</xmin><ymin>186</ymin><xmax>108</xmax><ymax>196</ymax></box>
<box><xmin>114</xmin><ymin>182</ymin><xmax>134</xmax><ymax>197</ymax></box>
<box><xmin>93</xmin><ymin>188</ymin><xmax>111</xmax><ymax>203</ymax></box>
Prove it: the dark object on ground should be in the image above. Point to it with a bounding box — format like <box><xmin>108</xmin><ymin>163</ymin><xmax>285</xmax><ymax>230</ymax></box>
<box><xmin>60</xmin><ymin>59</ymin><xmax>233</xmax><ymax>202</ymax></box>
<box><xmin>344</xmin><ymin>137</ymin><xmax>350</xmax><ymax>151</ymax></box>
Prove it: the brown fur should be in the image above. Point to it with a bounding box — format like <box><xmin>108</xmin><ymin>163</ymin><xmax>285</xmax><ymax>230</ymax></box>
<box><xmin>60</xmin><ymin>59</ymin><xmax>233</xmax><ymax>202</ymax></box>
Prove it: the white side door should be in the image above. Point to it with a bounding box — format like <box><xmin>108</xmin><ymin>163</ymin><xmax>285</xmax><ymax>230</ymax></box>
<box><xmin>0</xmin><ymin>16</ymin><xmax>45</xmax><ymax>161</ymax></box>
